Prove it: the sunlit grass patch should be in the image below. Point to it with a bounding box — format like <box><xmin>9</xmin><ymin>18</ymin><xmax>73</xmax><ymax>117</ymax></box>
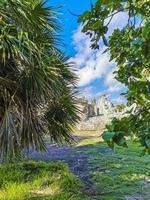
<box><xmin>86</xmin><ymin>140</ymin><xmax>150</xmax><ymax>199</ymax></box>
<box><xmin>0</xmin><ymin>161</ymin><xmax>84</xmax><ymax>200</ymax></box>
<box><xmin>0</xmin><ymin>183</ymin><xmax>30</xmax><ymax>200</ymax></box>
<box><xmin>1</xmin><ymin>131</ymin><xmax>150</xmax><ymax>200</ymax></box>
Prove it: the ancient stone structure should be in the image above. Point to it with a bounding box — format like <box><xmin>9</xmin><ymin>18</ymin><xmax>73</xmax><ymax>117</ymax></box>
<box><xmin>76</xmin><ymin>95</ymin><xmax>127</xmax><ymax>131</ymax></box>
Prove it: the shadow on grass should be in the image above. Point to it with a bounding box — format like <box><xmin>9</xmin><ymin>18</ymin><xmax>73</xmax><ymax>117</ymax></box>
<box><xmin>29</xmin><ymin>140</ymin><xmax>150</xmax><ymax>199</ymax></box>
<box><xmin>1</xmin><ymin>139</ymin><xmax>150</xmax><ymax>200</ymax></box>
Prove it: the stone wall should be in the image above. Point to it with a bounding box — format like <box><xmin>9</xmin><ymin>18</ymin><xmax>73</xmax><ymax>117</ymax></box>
<box><xmin>76</xmin><ymin>95</ymin><xmax>133</xmax><ymax>131</ymax></box>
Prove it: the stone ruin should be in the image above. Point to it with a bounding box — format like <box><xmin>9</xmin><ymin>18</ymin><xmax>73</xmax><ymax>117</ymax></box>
<box><xmin>76</xmin><ymin>95</ymin><xmax>134</xmax><ymax>131</ymax></box>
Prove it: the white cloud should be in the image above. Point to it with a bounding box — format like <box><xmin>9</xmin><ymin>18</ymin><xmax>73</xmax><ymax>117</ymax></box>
<box><xmin>111</xmin><ymin>96</ymin><xmax>127</xmax><ymax>104</ymax></box>
<box><xmin>105</xmin><ymin>11</ymin><xmax>128</xmax><ymax>38</ymax></box>
<box><xmin>104</xmin><ymin>70</ymin><xmax>124</xmax><ymax>93</ymax></box>
<box><xmin>70</xmin><ymin>25</ymin><xmax>115</xmax><ymax>87</ymax></box>
<box><xmin>69</xmin><ymin>25</ymin><xmax>95</xmax><ymax>68</ymax></box>
<box><xmin>79</xmin><ymin>86</ymin><xmax>105</xmax><ymax>100</ymax></box>
<box><xmin>80</xmin><ymin>86</ymin><xmax>103</xmax><ymax>100</ymax></box>
<box><xmin>70</xmin><ymin>12</ymin><xmax>128</xmax><ymax>101</ymax></box>
<box><xmin>81</xmin><ymin>86</ymin><xmax>95</xmax><ymax>99</ymax></box>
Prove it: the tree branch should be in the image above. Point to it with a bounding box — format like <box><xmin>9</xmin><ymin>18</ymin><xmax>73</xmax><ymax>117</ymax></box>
<box><xmin>67</xmin><ymin>9</ymin><xmax>81</xmax><ymax>17</ymax></box>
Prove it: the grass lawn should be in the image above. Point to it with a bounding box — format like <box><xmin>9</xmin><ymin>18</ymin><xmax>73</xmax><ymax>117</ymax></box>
<box><xmin>87</xmin><ymin>141</ymin><xmax>150</xmax><ymax>200</ymax></box>
<box><xmin>0</xmin><ymin>130</ymin><xmax>150</xmax><ymax>200</ymax></box>
<box><xmin>0</xmin><ymin>161</ymin><xmax>87</xmax><ymax>200</ymax></box>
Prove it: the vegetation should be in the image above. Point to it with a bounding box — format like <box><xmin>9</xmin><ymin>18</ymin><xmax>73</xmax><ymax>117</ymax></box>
<box><xmin>0</xmin><ymin>132</ymin><xmax>150</xmax><ymax>200</ymax></box>
<box><xmin>116</xmin><ymin>104</ymin><xmax>126</xmax><ymax>112</ymax></box>
<box><xmin>79</xmin><ymin>0</ymin><xmax>150</xmax><ymax>153</ymax></box>
<box><xmin>0</xmin><ymin>0</ymin><xmax>149</xmax><ymax>199</ymax></box>
<box><xmin>0</xmin><ymin>161</ymin><xmax>85</xmax><ymax>200</ymax></box>
<box><xmin>0</xmin><ymin>0</ymin><xmax>79</xmax><ymax>160</ymax></box>
<box><xmin>88</xmin><ymin>140</ymin><xmax>150</xmax><ymax>200</ymax></box>
<box><xmin>0</xmin><ymin>0</ymin><xmax>149</xmax><ymax>198</ymax></box>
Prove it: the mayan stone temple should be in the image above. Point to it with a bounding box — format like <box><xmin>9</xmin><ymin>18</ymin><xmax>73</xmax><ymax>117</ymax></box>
<box><xmin>76</xmin><ymin>95</ymin><xmax>129</xmax><ymax>131</ymax></box>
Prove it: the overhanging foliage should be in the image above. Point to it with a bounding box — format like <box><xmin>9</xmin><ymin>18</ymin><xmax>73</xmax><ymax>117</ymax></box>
<box><xmin>0</xmin><ymin>0</ymin><xmax>79</xmax><ymax>160</ymax></box>
<box><xmin>79</xmin><ymin>0</ymin><xmax>150</xmax><ymax>154</ymax></box>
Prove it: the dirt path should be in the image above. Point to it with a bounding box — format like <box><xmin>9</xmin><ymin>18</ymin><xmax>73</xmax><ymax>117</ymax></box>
<box><xmin>28</xmin><ymin>134</ymin><xmax>111</xmax><ymax>190</ymax></box>
<box><xmin>28</xmin><ymin>133</ymin><xmax>150</xmax><ymax>199</ymax></box>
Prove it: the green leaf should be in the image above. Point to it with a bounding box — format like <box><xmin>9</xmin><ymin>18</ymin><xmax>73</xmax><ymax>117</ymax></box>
<box><xmin>78</xmin><ymin>11</ymin><xmax>91</xmax><ymax>23</ymax></box>
<box><xmin>145</xmin><ymin>138</ymin><xmax>150</xmax><ymax>148</ymax></box>
<box><xmin>0</xmin><ymin>0</ymin><xmax>79</xmax><ymax>161</ymax></box>
<box><xmin>78</xmin><ymin>0</ymin><xmax>150</xmax><ymax>155</ymax></box>
<box><xmin>114</xmin><ymin>136</ymin><xmax>127</xmax><ymax>147</ymax></box>
<box><xmin>102</xmin><ymin>131</ymin><xmax>115</xmax><ymax>142</ymax></box>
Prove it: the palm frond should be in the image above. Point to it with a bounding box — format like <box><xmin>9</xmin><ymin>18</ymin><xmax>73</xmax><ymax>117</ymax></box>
<box><xmin>0</xmin><ymin>0</ymin><xmax>79</xmax><ymax>161</ymax></box>
<box><xmin>45</xmin><ymin>87</ymin><xmax>80</xmax><ymax>144</ymax></box>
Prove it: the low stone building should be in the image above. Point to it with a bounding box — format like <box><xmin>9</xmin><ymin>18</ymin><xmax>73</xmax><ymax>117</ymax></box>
<box><xmin>76</xmin><ymin>95</ymin><xmax>129</xmax><ymax>131</ymax></box>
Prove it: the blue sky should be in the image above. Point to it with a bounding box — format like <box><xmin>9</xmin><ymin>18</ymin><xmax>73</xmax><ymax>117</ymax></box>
<box><xmin>51</xmin><ymin>0</ymin><xmax>92</xmax><ymax>55</ymax></box>
<box><xmin>49</xmin><ymin>0</ymin><xmax>127</xmax><ymax>104</ymax></box>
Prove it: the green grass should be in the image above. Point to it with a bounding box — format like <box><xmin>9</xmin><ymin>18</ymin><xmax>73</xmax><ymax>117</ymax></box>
<box><xmin>0</xmin><ymin>161</ymin><xmax>87</xmax><ymax>200</ymax></box>
<box><xmin>85</xmin><ymin>141</ymin><xmax>150</xmax><ymax>200</ymax></box>
<box><xmin>74</xmin><ymin>130</ymin><xmax>150</xmax><ymax>199</ymax></box>
<box><xmin>0</xmin><ymin>131</ymin><xmax>150</xmax><ymax>200</ymax></box>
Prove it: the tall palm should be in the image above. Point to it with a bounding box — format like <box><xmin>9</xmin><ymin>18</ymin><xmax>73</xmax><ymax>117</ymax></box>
<box><xmin>0</xmin><ymin>0</ymin><xmax>79</xmax><ymax>160</ymax></box>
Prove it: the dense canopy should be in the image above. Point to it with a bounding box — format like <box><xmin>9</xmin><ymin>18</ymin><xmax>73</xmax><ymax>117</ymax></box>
<box><xmin>0</xmin><ymin>0</ymin><xmax>79</xmax><ymax>160</ymax></box>
<box><xmin>79</xmin><ymin>0</ymin><xmax>150</xmax><ymax>153</ymax></box>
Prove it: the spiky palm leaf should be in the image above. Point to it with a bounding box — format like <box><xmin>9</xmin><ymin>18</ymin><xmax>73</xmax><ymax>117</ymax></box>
<box><xmin>0</xmin><ymin>0</ymin><xmax>79</xmax><ymax>161</ymax></box>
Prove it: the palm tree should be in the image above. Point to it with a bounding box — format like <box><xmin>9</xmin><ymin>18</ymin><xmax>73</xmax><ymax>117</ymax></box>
<box><xmin>0</xmin><ymin>0</ymin><xmax>79</xmax><ymax>160</ymax></box>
